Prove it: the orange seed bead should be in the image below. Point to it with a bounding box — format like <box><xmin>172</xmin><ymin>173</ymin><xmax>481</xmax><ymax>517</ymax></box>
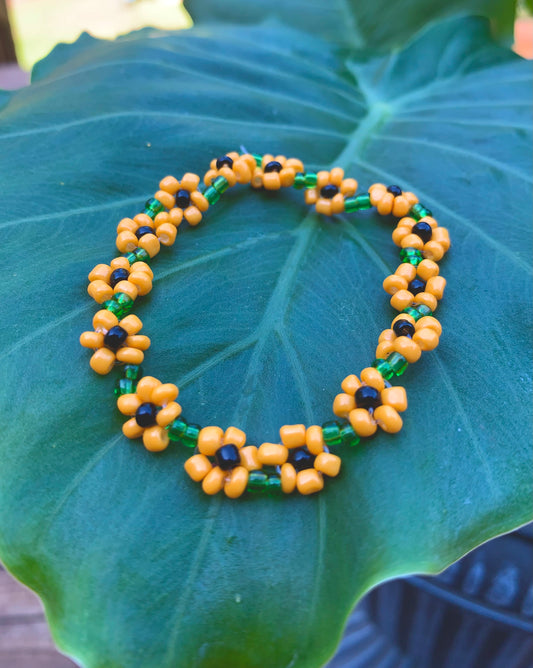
<box><xmin>383</xmin><ymin>274</ymin><xmax>408</xmax><ymax>295</ymax></box>
<box><xmin>390</xmin><ymin>289</ymin><xmax>414</xmax><ymax>311</ymax></box>
<box><xmin>116</xmin><ymin>231</ymin><xmax>138</xmax><ymax>253</ymax></box>
<box><xmin>257</xmin><ymin>443</ymin><xmax>288</xmax><ymax>466</ymax></box>
<box><xmin>117</xmin><ymin>393</ymin><xmax>142</xmax><ymax>416</ymax></box>
<box><xmin>151</xmin><ymin>383</ymin><xmax>179</xmax><ymax>405</ymax></box>
<box><xmin>122</xmin><ymin>417</ymin><xmax>144</xmax><ymax>439</ymax></box>
<box><xmin>412</xmin><ymin>327</ymin><xmax>440</xmax><ymax>351</ymax></box>
<box><xmin>156</xmin><ymin>401</ymin><xmax>182</xmax><ymax>427</ymax></box>
<box><xmin>154</xmin><ymin>190</ymin><xmax>175</xmax><ymax>209</ymax></box>
<box><xmin>333</xmin><ymin>393</ymin><xmax>356</xmax><ymax>418</ymax></box>
<box><xmin>116</xmin><ymin>218</ymin><xmax>138</xmax><ymax>234</ymax></box>
<box><xmin>341</xmin><ymin>374</ymin><xmax>361</xmax><ymax>395</ymax></box>
<box><xmin>239</xmin><ymin>446</ymin><xmax>261</xmax><ymax>471</ymax></box>
<box><xmin>79</xmin><ymin>331</ymin><xmax>104</xmax><ymax>349</ymax></box>
<box><xmin>159</xmin><ymin>175</ymin><xmax>180</xmax><ymax>194</ymax></box>
<box><xmin>113</xmin><ymin>280</ymin><xmax>138</xmax><ymax>301</ymax></box>
<box><xmin>224</xmin><ymin>467</ymin><xmax>249</xmax><ymax>499</ymax></box>
<box><xmin>374</xmin><ymin>405</ymin><xmax>403</xmax><ymax>433</ymax></box>
<box><xmin>416</xmin><ymin>316</ymin><xmax>442</xmax><ymax>336</ymax></box>
<box><xmin>136</xmin><ymin>376</ymin><xmax>161</xmax><ymax>402</ymax></box>
<box><xmin>223</xmin><ymin>426</ymin><xmax>247</xmax><ymax>448</ymax></box>
<box><xmin>184</xmin><ymin>206</ymin><xmax>202</xmax><ymax>226</ymax></box>
<box><xmin>180</xmin><ymin>172</ymin><xmax>200</xmax><ymax>191</ymax></box>
<box><xmin>296</xmin><ymin>469</ymin><xmax>324</xmax><ymax>495</ymax></box>
<box><xmin>202</xmin><ymin>467</ymin><xmax>226</xmax><ymax>495</ymax></box>
<box><xmin>138</xmin><ymin>233</ymin><xmax>160</xmax><ymax>258</ymax></box>
<box><xmin>305</xmin><ymin>425</ymin><xmax>325</xmax><ymax>455</ymax></box>
<box><xmin>88</xmin><ymin>280</ymin><xmax>114</xmax><ymax>304</ymax></box>
<box><xmin>375</xmin><ymin>341</ymin><xmax>394</xmax><ymax>359</ymax></box>
<box><xmin>392</xmin><ymin>336</ymin><xmax>422</xmax><ymax>363</ymax></box>
<box><xmin>125</xmin><ymin>334</ymin><xmax>150</xmax><ymax>350</ymax></box>
<box><xmin>143</xmin><ymin>426</ymin><xmax>169</xmax><ymax>452</ymax></box>
<box><xmin>115</xmin><ymin>347</ymin><xmax>144</xmax><ymax>365</ymax></box>
<box><xmin>263</xmin><ymin>172</ymin><xmax>281</xmax><ymax>190</ymax></box>
<box><xmin>401</xmin><ymin>234</ymin><xmax>424</xmax><ymax>250</ymax></box>
<box><xmin>88</xmin><ymin>264</ymin><xmax>112</xmax><ymax>283</ymax></box>
<box><xmin>349</xmin><ymin>408</ymin><xmax>377</xmax><ymax>437</ymax></box>
<box><xmin>395</xmin><ymin>263</ymin><xmax>417</xmax><ymax>281</ymax></box>
<box><xmin>198</xmin><ymin>426</ymin><xmax>224</xmax><ymax>456</ymax></box>
<box><xmin>184</xmin><ymin>454</ymin><xmax>212</xmax><ymax>482</ymax></box>
<box><xmin>423</xmin><ymin>240</ymin><xmax>445</xmax><ymax>261</ymax></box>
<box><xmin>416</xmin><ymin>259</ymin><xmax>440</xmax><ymax>281</ymax></box>
<box><xmin>314</xmin><ymin>452</ymin><xmax>341</xmax><ymax>477</ymax></box>
<box><xmin>128</xmin><ymin>271</ymin><xmax>152</xmax><ymax>296</ymax></box>
<box><xmin>119</xmin><ymin>314</ymin><xmax>142</xmax><ymax>335</ymax></box>
<box><xmin>414</xmin><ymin>292</ymin><xmax>438</xmax><ymax>312</ymax></box>
<box><xmin>360</xmin><ymin>367</ymin><xmax>385</xmax><ymax>391</ymax></box>
<box><xmin>156</xmin><ymin>223</ymin><xmax>177</xmax><ymax>246</ymax></box>
<box><xmin>392</xmin><ymin>196</ymin><xmax>410</xmax><ymax>217</ymax></box>
<box><xmin>281</xmin><ymin>463</ymin><xmax>297</xmax><ymax>493</ymax></box>
<box><xmin>426</xmin><ymin>276</ymin><xmax>446</xmax><ymax>300</ymax></box>
<box><xmin>381</xmin><ymin>386</ymin><xmax>407</xmax><ymax>412</ymax></box>
<box><xmin>315</xmin><ymin>199</ymin><xmax>332</xmax><ymax>216</ymax></box>
<box><xmin>280</xmin><ymin>424</ymin><xmax>306</xmax><ymax>448</ymax></box>
<box><xmin>89</xmin><ymin>348</ymin><xmax>115</xmax><ymax>375</ymax></box>
<box><xmin>93</xmin><ymin>309</ymin><xmax>118</xmax><ymax>331</ymax></box>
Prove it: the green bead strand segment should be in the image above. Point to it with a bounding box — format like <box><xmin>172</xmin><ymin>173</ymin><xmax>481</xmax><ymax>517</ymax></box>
<box><xmin>402</xmin><ymin>304</ymin><xmax>433</xmax><ymax>321</ymax></box>
<box><xmin>385</xmin><ymin>352</ymin><xmax>409</xmax><ymax>376</ymax></box>
<box><xmin>102</xmin><ymin>293</ymin><xmax>134</xmax><ymax>318</ymax></box>
<box><xmin>410</xmin><ymin>203</ymin><xmax>433</xmax><ymax>221</ymax></box>
<box><xmin>339</xmin><ymin>422</ymin><xmax>360</xmax><ymax>448</ymax></box>
<box><xmin>246</xmin><ymin>470</ymin><xmax>269</xmax><ymax>492</ymax></box>
<box><xmin>372</xmin><ymin>358</ymin><xmax>395</xmax><ymax>380</ymax></box>
<box><xmin>203</xmin><ymin>186</ymin><xmax>220</xmax><ymax>205</ymax></box>
<box><xmin>344</xmin><ymin>194</ymin><xmax>372</xmax><ymax>212</ymax></box>
<box><xmin>212</xmin><ymin>176</ymin><xmax>229</xmax><ymax>194</ymax></box>
<box><xmin>114</xmin><ymin>378</ymin><xmax>137</xmax><ymax>397</ymax></box>
<box><xmin>123</xmin><ymin>364</ymin><xmax>143</xmax><ymax>380</ymax></box>
<box><xmin>143</xmin><ymin>197</ymin><xmax>165</xmax><ymax>219</ymax></box>
<box><xmin>322</xmin><ymin>421</ymin><xmax>343</xmax><ymax>448</ymax></box>
<box><xmin>167</xmin><ymin>417</ymin><xmax>189</xmax><ymax>442</ymax></box>
<box><xmin>266</xmin><ymin>475</ymin><xmax>282</xmax><ymax>494</ymax></box>
<box><xmin>304</xmin><ymin>172</ymin><xmax>317</xmax><ymax>188</ymax></box>
<box><xmin>293</xmin><ymin>172</ymin><xmax>306</xmax><ymax>189</ymax></box>
<box><xmin>124</xmin><ymin>247</ymin><xmax>151</xmax><ymax>265</ymax></box>
<box><xmin>251</xmin><ymin>153</ymin><xmax>263</xmax><ymax>167</ymax></box>
<box><xmin>400</xmin><ymin>247</ymin><xmax>424</xmax><ymax>266</ymax></box>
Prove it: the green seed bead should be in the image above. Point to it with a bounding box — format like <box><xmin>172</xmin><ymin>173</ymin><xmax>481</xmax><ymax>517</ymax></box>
<box><xmin>103</xmin><ymin>292</ymin><xmax>134</xmax><ymax>318</ymax></box>
<box><xmin>415</xmin><ymin>303</ymin><xmax>433</xmax><ymax>318</ymax></box>
<box><xmin>372</xmin><ymin>358</ymin><xmax>394</xmax><ymax>380</ymax></box>
<box><xmin>124</xmin><ymin>364</ymin><xmax>142</xmax><ymax>380</ymax></box>
<box><xmin>339</xmin><ymin>423</ymin><xmax>360</xmax><ymax>447</ymax></box>
<box><xmin>293</xmin><ymin>172</ymin><xmax>306</xmax><ymax>189</ymax></box>
<box><xmin>124</xmin><ymin>247</ymin><xmax>151</xmax><ymax>265</ymax></box>
<box><xmin>399</xmin><ymin>247</ymin><xmax>424</xmax><ymax>266</ymax></box>
<box><xmin>385</xmin><ymin>352</ymin><xmax>409</xmax><ymax>376</ymax></box>
<box><xmin>344</xmin><ymin>193</ymin><xmax>372</xmax><ymax>213</ymax></box>
<box><xmin>203</xmin><ymin>186</ymin><xmax>220</xmax><ymax>205</ymax></box>
<box><xmin>167</xmin><ymin>417</ymin><xmax>188</xmax><ymax>442</ymax></box>
<box><xmin>304</xmin><ymin>172</ymin><xmax>317</xmax><ymax>188</ymax></box>
<box><xmin>212</xmin><ymin>176</ymin><xmax>229</xmax><ymax>194</ymax></box>
<box><xmin>144</xmin><ymin>197</ymin><xmax>165</xmax><ymax>218</ymax></box>
<box><xmin>251</xmin><ymin>153</ymin><xmax>263</xmax><ymax>166</ymax></box>
<box><xmin>410</xmin><ymin>203</ymin><xmax>433</xmax><ymax>221</ymax></box>
<box><xmin>246</xmin><ymin>470</ymin><xmax>269</xmax><ymax>492</ymax></box>
<box><xmin>114</xmin><ymin>377</ymin><xmax>136</xmax><ymax>397</ymax></box>
<box><xmin>402</xmin><ymin>306</ymin><xmax>420</xmax><ymax>320</ymax></box>
<box><xmin>181</xmin><ymin>424</ymin><xmax>201</xmax><ymax>448</ymax></box>
<box><xmin>322</xmin><ymin>421</ymin><xmax>342</xmax><ymax>448</ymax></box>
<box><xmin>267</xmin><ymin>475</ymin><xmax>282</xmax><ymax>494</ymax></box>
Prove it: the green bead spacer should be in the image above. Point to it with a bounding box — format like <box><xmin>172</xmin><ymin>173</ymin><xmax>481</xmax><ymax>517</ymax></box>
<box><xmin>339</xmin><ymin>423</ymin><xmax>360</xmax><ymax>447</ymax></box>
<box><xmin>124</xmin><ymin>247</ymin><xmax>151</xmax><ymax>265</ymax></box>
<box><xmin>372</xmin><ymin>358</ymin><xmax>395</xmax><ymax>380</ymax></box>
<box><xmin>402</xmin><ymin>304</ymin><xmax>432</xmax><ymax>321</ymax></box>
<box><xmin>251</xmin><ymin>153</ymin><xmax>263</xmax><ymax>166</ymax></box>
<box><xmin>124</xmin><ymin>364</ymin><xmax>143</xmax><ymax>380</ymax></box>
<box><xmin>103</xmin><ymin>292</ymin><xmax>134</xmax><ymax>318</ymax></box>
<box><xmin>293</xmin><ymin>172</ymin><xmax>306</xmax><ymax>189</ymax></box>
<box><xmin>304</xmin><ymin>172</ymin><xmax>317</xmax><ymax>188</ymax></box>
<box><xmin>386</xmin><ymin>352</ymin><xmax>409</xmax><ymax>376</ymax></box>
<box><xmin>266</xmin><ymin>475</ymin><xmax>282</xmax><ymax>494</ymax></box>
<box><xmin>114</xmin><ymin>378</ymin><xmax>136</xmax><ymax>397</ymax></box>
<box><xmin>399</xmin><ymin>247</ymin><xmax>424</xmax><ymax>266</ymax></box>
<box><xmin>247</xmin><ymin>470</ymin><xmax>269</xmax><ymax>492</ymax></box>
<box><xmin>402</xmin><ymin>306</ymin><xmax>420</xmax><ymax>320</ymax></box>
<box><xmin>410</xmin><ymin>203</ymin><xmax>433</xmax><ymax>221</ymax></box>
<box><xmin>167</xmin><ymin>417</ymin><xmax>189</xmax><ymax>442</ymax></box>
<box><xmin>144</xmin><ymin>197</ymin><xmax>165</xmax><ymax>219</ymax></box>
<box><xmin>344</xmin><ymin>193</ymin><xmax>372</xmax><ymax>213</ymax></box>
<box><xmin>415</xmin><ymin>303</ymin><xmax>433</xmax><ymax>318</ymax></box>
<box><xmin>322</xmin><ymin>420</ymin><xmax>343</xmax><ymax>448</ymax></box>
<box><xmin>212</xmin><ymin>175</ymin><xmax>229</xmax><ymax>194</ymax></box>
<box><xmin>181</xmin><ymin>424</ymin><xmax>201</xmax><ymax>448</ymax></box>
<box><xmin>204</xmin><ymin>186</ymin><xmax>220</xmax><ymax>205</ymax></box>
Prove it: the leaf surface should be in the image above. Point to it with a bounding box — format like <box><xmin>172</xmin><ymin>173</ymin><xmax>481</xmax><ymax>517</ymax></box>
<box><xmin>0</xmin><ymin>15</ymin><xmax>531</xmax><ymax>668</ymax></box>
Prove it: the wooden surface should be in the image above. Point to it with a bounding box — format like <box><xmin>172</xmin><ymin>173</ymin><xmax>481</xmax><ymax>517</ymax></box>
<box><xmin>0</xmin><ymin>564</ymin><xmax>77</xmax><ymax>667</ymax></box>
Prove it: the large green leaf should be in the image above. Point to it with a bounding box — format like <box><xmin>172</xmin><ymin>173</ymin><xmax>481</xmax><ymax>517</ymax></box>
<box><xmin>187</xmin><ymin>0</ymin><xmax>517</xmax><ymax>46</ymax></box>
<box><xmin>0</xmin><ymin>14</ymin><xmax>531</xmax><ymax>668</ymax></box>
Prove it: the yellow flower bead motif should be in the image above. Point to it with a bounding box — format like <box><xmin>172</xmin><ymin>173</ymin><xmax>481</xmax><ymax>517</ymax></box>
<box><xmin>164</xmin><ymin>172</ymin><xmax>207</xmax><ymax>226</ymax></box>
<box><xmin>306</xmin><ymin>167</ymin><xmax>358</xmax><ymax>216</ymax></box>
<box><xmin>184</xmin><ymin>426</ymin><xmax>249</xmax><ymax>497</ymax></box>
<box><xmin>116</xmin><ymin>377</ymin><xmax>180</xmax><ymax>451</ymax></box>
<box><xmin>369</xmin><ymin>184</ymin><xmax>418</xmax><ymax>217</ymax></box>
<box><xmin>80</xmin><ymin>315</ymin><xmax>151</xmax><ymax>375</ymax></box>
<box><xmin>250</xmin><ymin>154</ymin><xmax>304</xmax><ymax>190</ymax></box>
<box><xmin>87</xmin><ymin>258</ymin><xmax>153</xmax><ymax>303</ymax></box>
<box><xmin>204</xmin><ymin>151</ymin><xmax>241</xmax><ymax>187</ymax></box>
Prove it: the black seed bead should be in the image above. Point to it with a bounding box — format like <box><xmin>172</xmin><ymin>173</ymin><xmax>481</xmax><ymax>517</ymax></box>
<box><xmin>216</xmin><ymin>155</ymin><xmax>234</xmax><ymax>170</ymax></box>
<box><xmin>109</xmin><ymin>268</ymin><xmax>129</xmax><ymax>288</ymax></box>
<box><xmin>320</xmin><ymin>184</ymin><xmax>339</xmax><ymax>199</ymax></box>
<box><xmin>393</xmin><ymin>319</ymin><xmax>416</xmax><ymax>338</ymax></box>
<box><xmin>354</xmin><ymin>385</ymin><xmax>382</xmax><ymax>409</ymax></box>
<box><xmin>387</xmin><ymin>185</ymin><xmax>402</xmax><ymax>196</ymax></box>
<box><xmin>409</xmin><ymin>278</ymin><xmax>426</xmax><ymax>295</ymax></box>
<box><xmin>263</xmin><ymin>160</ymin><xmax>282</xmax><ymax>173</ymax></box>
<box><xmin>411</xmin><ymin>221</ymin><xmax>433</xmax><ymax>243</ymax></box>
<box><xmin>288</xmin><ymin>447</ymin><xmax>315</xmax><ymax>472</ymax></box>
<box><xmin>135</xmin><ymin>225</ymin><xmax>153</xmax><ymax>239</ymax></box>
<box><xmin>103</xmin><ymin>325</ymin><xmax>128</xmax><ymax>351</ymax></box>
<box><xmin>175</xmin><ymin>189</ymin><xmax>191</xmax><ymax>209</ymax></box>
<box><xmin>215</xmin><ymin>444</ymin><xmax>241</xmax><ymax>471</ymax></box>
<box><xmin>135</xmin><ymin>402</ymin><xmax>158</xmax><ymax>428</ymax></box>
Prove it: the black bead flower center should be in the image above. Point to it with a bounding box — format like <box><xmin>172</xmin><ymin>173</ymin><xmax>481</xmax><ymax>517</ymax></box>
<box><xmin>393</xmin><ymin>319</ymin><xmax>415</xmax><ymax>338</ymax></box>
<box><xmin>387</xmin><ymin>185</ymin><xmax>402</xmax><ymax>196</ymax></box>
<box><xmin>263</xmin><ymin>161</ymin><xmax>282</xmax><ymax>173</ymax></box>
<box><xmin>135</xmin><ymin>225</ymin><xmax>153</xmax><ymax>239</ymax></box>
<box><xmin>354</xmin><ymin>385</ymin><xmax>382</xmax><ymax>409</ymax></box>
<box><xmin>288</xmin><ymin>447</ymin><xmax>315</xmax><ymax>471</ymax></box>
<box><xmin>216</xmin><ymin>155</ymin><xmax>234</xmax><ymax>170</ymax></box>
<box><xmin>109</xmin><ymin>268</ymin><xmax>129</xmax><ymax>288</ymax></box>
<box><xmin>175</xmin><ymin>189</ymin><xmax>191</xmax><ymax>209</ymax></box>
<box><xmin>408</xmin><ymin>278</ymin><xmax>426</xmax><ymax>295</ymax></box>
<box><xmin>135</xmin><ymin>402</ymin><xmax>158</xmax><ymax>428</ymax></box>
<box><xmin>103</xmin><ymin>325</ymin><xmax>128</xmax><ymax>351</ymax></box>
<box><xmin>411</xmin><ymin>221</ymin><xmax>432</xmax><ymax>243</ymax></box>
<box><xmin>215</xmin><ymin>443</ymin><xmax>241</xmax><ymax>470</ymax></box>
<box><xmin>320</xmin><ymin>184</ymin><xmax>339</xmax><ymax>199</ymax></box>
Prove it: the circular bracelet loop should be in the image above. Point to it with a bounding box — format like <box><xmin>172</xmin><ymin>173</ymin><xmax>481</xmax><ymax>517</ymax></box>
<box><xmin>80</xmin><ymin>151</ymin><xmax>450</xmax><ymax>498</ymax></box>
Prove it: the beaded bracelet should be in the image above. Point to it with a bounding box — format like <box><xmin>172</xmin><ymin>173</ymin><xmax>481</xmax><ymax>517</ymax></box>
<box><xmin>80</xmin><ymin>151</ymin><xmax>450</xmax><ymax>498</ymax></box>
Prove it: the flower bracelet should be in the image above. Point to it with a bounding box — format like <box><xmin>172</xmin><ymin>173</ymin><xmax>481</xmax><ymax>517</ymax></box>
<box><xmin>80</xmin><ymin>151</ymin><xmax>450</xmax><ymax>498</ymax></box>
